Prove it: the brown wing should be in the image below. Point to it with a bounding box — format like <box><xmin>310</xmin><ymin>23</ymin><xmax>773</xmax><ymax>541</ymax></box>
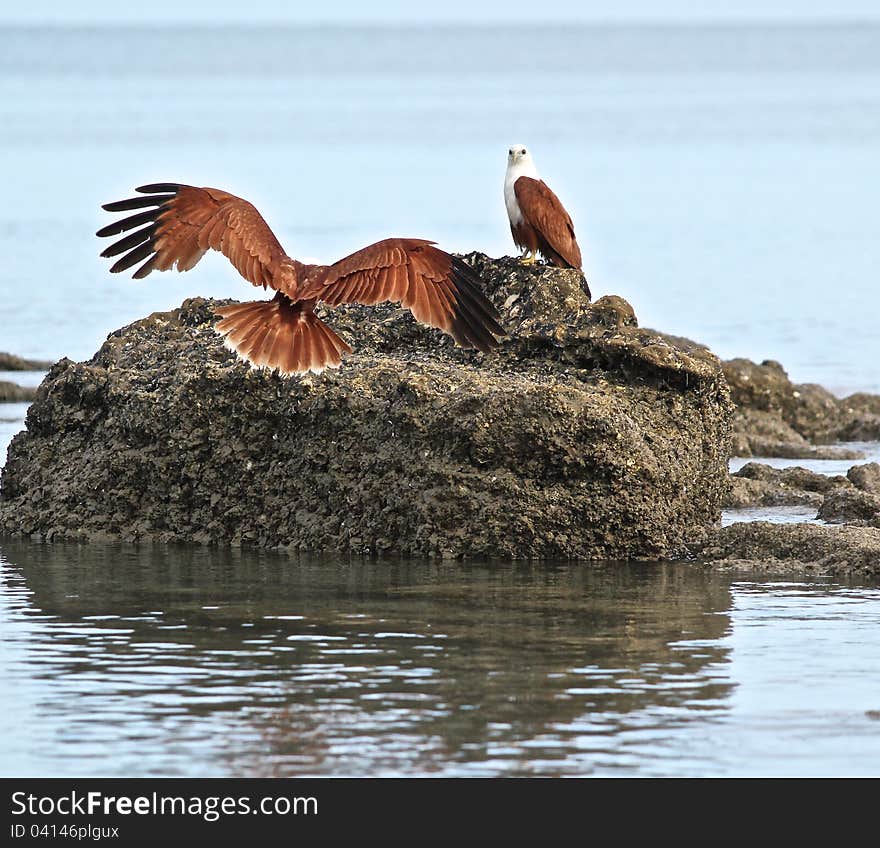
<box><xmin>514</xmin><ymin>177</ymin><xmax>582</xmax><ymax>269</ymax></box>
<box><xmin>309</xmin><ymin>238</ymin><xmax>505</xmax><ymax>353</ymax></box>
<box><xmin>97</xmin><ymin>183</ymin><xmax>289</xmax><ymax>291</ymax></box>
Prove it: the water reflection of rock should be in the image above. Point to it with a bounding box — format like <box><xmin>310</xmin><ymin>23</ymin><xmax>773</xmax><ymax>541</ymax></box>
<box><xmin>3</xmin><ymin>541</ymin><xmax>735</xmax><ymax>775</ymax></box>
<box><xmin>244</xmin><ymin>564</ymin><xmax>736</xmax><ymax>776</ymax></box>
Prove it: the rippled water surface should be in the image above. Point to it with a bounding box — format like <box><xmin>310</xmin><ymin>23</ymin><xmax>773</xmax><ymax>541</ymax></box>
<box><xmin>2</xmin><ymin>541</ymin><xmax>879</xmax><ymax>777</ymax></box>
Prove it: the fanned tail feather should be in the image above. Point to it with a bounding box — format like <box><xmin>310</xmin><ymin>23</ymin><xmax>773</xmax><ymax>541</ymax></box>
<box><xmin>213</xmin><ymin>295</ymin><xmax>352</xmax><ymax>376</ymax></box>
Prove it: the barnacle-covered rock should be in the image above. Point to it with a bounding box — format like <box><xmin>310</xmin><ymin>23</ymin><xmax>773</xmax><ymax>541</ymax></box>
<box><xmin>0</xmin><ymin>254</ymin><xmax>732</xmax><ymax>559</ymax></box>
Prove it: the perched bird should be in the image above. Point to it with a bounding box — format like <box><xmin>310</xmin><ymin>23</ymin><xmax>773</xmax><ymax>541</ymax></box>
<box><xmin>504</xmin><ymin>145</ymin><xmax>585</xmax><ymax>280</ymax></box>
<box><xmin>97</xmin><ymin>183</ymin><xmax>505</xmax><ymax>375</ymax></box>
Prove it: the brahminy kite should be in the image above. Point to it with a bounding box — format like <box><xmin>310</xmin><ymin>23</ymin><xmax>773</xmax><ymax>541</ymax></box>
<box><xmin>504</xmin><ymin>146</ymin><xmax>587</xmax><ymax>295</ymax></box>
<box><xmin>98</xmin><ymin>183</ymin><xmax>505</xmax><ymax>375</ymax></box>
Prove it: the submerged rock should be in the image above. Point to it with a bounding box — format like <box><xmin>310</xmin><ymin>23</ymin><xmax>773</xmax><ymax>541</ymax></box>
<box><xmin>847</xmin><ymin>463</ymin><xmax>880</xmax><ymax>494</ymax></box>
<box><xmin>0</xmin><ymin>351</ymin><xmax>53</xmax><ymax>371</ymax></box>
<box><xmin>817</xmin><ymin>489</ymin><xmax>880</xmax><ymax>524</ymax></box>
<box><xmin>691</xmin><ymin>522</ymin><xmax>880</xmax><ymax>577</ymax></box>
<box><xmin>0</xmin><ymin>254</ymin><xmax>732</xmax><ymax>559</ymax></box>
<box><xmin>724</xmin><ymin>462</ymin><xmax>849</xmax><ymax>509</ymax></box>
<box><xmin>0</xmin><ymin>381</ymin><xmax>36</xmax><ymax>402</ymax></box>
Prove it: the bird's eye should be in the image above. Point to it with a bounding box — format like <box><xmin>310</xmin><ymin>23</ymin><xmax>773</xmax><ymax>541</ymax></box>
<box><xmin>521</xmin><ymin>149</ymin><xmax>527</xmax><ymax>154</ymax></box>
<box><xmin>508</xmin><ymin>149</ymin><xmax>513</xmax><ymax>155</ymax></box>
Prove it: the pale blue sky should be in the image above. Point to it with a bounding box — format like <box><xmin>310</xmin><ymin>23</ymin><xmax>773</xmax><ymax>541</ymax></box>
<box><xmin>3</xmin><ymin>0</ymin><xmax>880</xmax><ymax>24</ymax></box>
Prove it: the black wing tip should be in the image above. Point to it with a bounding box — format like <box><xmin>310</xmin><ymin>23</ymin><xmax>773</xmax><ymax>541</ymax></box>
<box><xmin>101</xmin><ymin>194</ymin><xmax>175</xmax><ymax>213</ymax></box>
<box><xmin>459</xmin><ymin>307</ymin><xmax>505</xmax><ymax>342</ymax></box>
<box><xmin>132</xmin><ymin>256</ymin><xmax>157</xmax><ymax>279</ymax></box>
<box><xmin>460</xmin><ymin>290</ymin><xmax>506</xmax><ymax>337</ymax></box>
<box><xmin>448</xmin><ymin>286</ymin><xmax>506</xmax><ymax>353</ymax></box>
<box><xmin>95</xmin><ymin>208</ymin><xmax>158</xmax><ymax>239</ymax></box>
<box><xmin>99</xmin><ymin>223</ymin><xmax>157</xmax><ymax>259</ymax></box>
<box><xmin>98</xmin><ymin>186</ymin><xmax>177</xmax><ymax>276</ymax></box>
<box><xmin>135</xmin><ymin>182</ymin><xmax>184</xmax><ymax>194</ymax></box>
<box><xmin>108</xmin><ymin>241</ymin><xmax>154</xmax><ymax>274</ymax></box>
<box><xmin>449</xmin><ymin>259</ymin><xmax>507</xmax><ymax>340</ymax></box>
<box><xmin>98</xmin><ymin>184</ymin><xmax>184</xmax><ymax>275</ymax></box>
<box><xmin>450</xmin><ymin>314</ymin><xmax>501</xmax><ymax>354</ymax></box>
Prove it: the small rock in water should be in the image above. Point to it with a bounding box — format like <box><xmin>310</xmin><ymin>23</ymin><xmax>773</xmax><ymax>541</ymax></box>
<box><xmin>847</xmin><ymin>462</ymin><xmax>880</xmax><ymax>494</ymax></box>
<box><xmin>0</xmin><ymin>381</ymin><xmax>37</xmax><ymax>402</ymax></box>
<box><xmin>818</xmin><ymin>489</ymin><xmax>880</xmax><ymax>524</ymax></box>
<box><xmin>0</xmin><ymin>351</ymin><xmax>54</xmax><ymax>371</ymax></box>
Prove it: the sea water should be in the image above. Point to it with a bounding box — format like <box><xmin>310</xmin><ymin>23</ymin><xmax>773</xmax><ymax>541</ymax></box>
<box><xmin>2</xmin><ymin>543</ymin><xmax>879</xmax><ymax>777</ymax></box>
<box><xmin>0</xmin><ymin>24</ymin><xmax>878</xmax><ymax>394</ymax></box>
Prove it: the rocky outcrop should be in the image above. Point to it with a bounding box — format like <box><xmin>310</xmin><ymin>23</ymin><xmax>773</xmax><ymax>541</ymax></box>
<box><xmin>723</xmin><ymin>358</ymin><xmax>876</xmax><ymax>460</ymax></box>
<box><xmin>729</xmin><ymin>408</ymin><xmax>860</xmax><ymax>461</ymax></box>
<box><xmin>723</xmin><ymin>358</ymin><xmax>839</xmax><ymax>439</ymax></box>
<box><xmin>0</xmin><ymin>255</ymin><xmax>732</xmax><ymax>559</ymax></box>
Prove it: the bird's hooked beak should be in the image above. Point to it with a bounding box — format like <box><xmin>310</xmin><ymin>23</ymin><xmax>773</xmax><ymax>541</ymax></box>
<box><xmin>507</xmin><ymin>146</ymin><xmax>529</xmax><ymax>165</ymax></box>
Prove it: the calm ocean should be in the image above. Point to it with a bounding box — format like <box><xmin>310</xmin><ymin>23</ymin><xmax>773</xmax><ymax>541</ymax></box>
<box><xmin>1</xmin><ymin>23</ymin><xmax>879</xmax><ymax>393</ymax></box>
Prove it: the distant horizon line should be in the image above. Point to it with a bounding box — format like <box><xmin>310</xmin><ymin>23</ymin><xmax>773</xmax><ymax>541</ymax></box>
<box><xmin>3</xmin><ymin>18</ymin><xmax>880</xmax><ymax>29</ymax></box>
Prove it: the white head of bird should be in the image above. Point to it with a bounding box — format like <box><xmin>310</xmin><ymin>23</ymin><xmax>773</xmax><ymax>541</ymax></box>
<box><xmin>506</xmin><ymin>145</ymin><xmax>539</xmax><ymax>182</ymax></box>
<box><xmin>504</xmin><ymin>144</ymin><xmax>540</xmax><ymax>226</ymax></box>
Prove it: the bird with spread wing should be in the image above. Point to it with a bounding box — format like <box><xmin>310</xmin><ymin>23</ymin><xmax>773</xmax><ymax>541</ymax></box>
<box><xmin>97</xmin><ymin>183</ymin><xmax>505</xmax><ymax>375</ymax></box>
